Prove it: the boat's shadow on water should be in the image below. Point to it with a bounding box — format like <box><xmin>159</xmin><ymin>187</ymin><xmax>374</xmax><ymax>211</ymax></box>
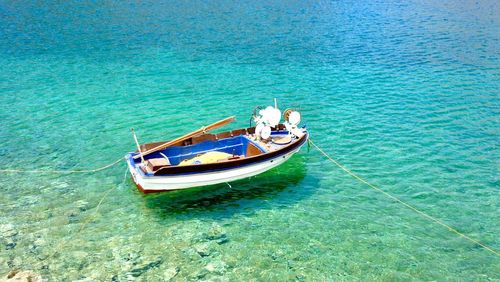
<box><xmin>139</xmin><ymin>155</ymin><xmax>317</xmax><ymax>217</ymax></box>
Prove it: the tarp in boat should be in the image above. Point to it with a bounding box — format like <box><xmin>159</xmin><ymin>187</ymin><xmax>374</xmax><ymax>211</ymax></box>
<box><xmin>178</xmin><ymin>151</ymin><xmax>233</xmax><ymax>166</ymax></box>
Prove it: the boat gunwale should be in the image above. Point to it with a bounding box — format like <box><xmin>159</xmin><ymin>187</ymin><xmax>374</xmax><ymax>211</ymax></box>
<box><xmin>128</xmin><ymin>126</ymin><xmax>308</xmax><ymax>177</ymax></box>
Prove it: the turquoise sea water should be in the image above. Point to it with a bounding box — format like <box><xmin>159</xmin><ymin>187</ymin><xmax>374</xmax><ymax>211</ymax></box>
<box><xmin>0</xmin><ymin>0</ymin><xmax>499</xmax><ymax>280</ymax></box>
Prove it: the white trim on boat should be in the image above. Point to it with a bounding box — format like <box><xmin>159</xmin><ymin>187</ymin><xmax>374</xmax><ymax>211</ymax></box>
<box><xmin>128</xmin><ymin>145</ymin><xmax>303</xmax><ymax>192</ymax></box>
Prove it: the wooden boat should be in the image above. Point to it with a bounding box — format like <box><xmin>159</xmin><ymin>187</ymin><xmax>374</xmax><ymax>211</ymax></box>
<box><xmin>126</xmin><ymin>103</ymin><xmax>308</xmax><ymax>193</ymax></box>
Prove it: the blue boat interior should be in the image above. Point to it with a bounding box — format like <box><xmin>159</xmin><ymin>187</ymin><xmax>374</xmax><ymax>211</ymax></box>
<box><xmin>134</xmin><ymin>135</ymin><xmax>266</xmax><ymax>166</ymax></box>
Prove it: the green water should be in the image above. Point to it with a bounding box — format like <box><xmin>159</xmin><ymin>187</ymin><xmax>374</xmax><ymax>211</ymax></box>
<box><xmin>0</xmin><ymin>0</ymin><xmax>498</xmax><ymax>280</ymax></box>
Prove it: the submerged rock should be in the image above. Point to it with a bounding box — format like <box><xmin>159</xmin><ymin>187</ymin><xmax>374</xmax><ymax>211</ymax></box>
<box><xmin>182</xmin><ymin>248</ymin><xmax>200</xmax><ymax>262</ymax></box>
<box><xmin>33</xmin><ymin>237</ymin><xmax>46</xmax><ymax>248</ymax></box>
<box><xmin>204</xmin><ymin>224</ymin><xmax>228</xmax><ymax>245</ymax></box>
<box><xmin>204</xmin><ymin>260</ymin><xmax>228</xmax><ymax>275</ymax></box>
<box><xmin>6</xmin><ymin>257</ymin><xmax>23</xmax><ymax>269</ymax></box>
<box><xmin>5</xmin><ymin>240</ymin><xmax>16</xmax><ymax>250</ymax></box>
<box><xmin>295</xmin><ymin>274</ymin><xmax>306</xmax><ymax>281</ymax></box>
<box><xmin>2</xmin><ymin>270</ymin><xmax>42</xmax><ymax>282</ymax></box>
<box><xmin>215</xmin><ymin>236</ymin><xmax>229</xmax><ymax>245</ymax></box>
<box><xmin>1</xmin><ymin>224</ymin><xmax>18</xmax><ymax>250</ymax></box>
<box><xmin>206</xmin><ymin>224</ymin><xmax>224</xmax><ymax>239</ymax></box>
<box><xmin>75</xmin><ymin>200</ymin><xmax>89</xmax><ymax>212</ymax></box>
<box><xmin>123</xmin><ymin>252</ymin><xmax>141</xmax><ymax>263</ymax></box>
<box><xmin>128</xmin><ymin>257</ymin><xmax>163</xmax><ymax>277</ymax></box>
<box><xmin>0</xmin><ymin>224</ymin><xmax>18</xmax><ymax>238</ymax></box>
<box><xmin>65</xmin><ymin>209</ymin><xmax>80</xmax><ymax>223</ymax></box>
<box><xmin>64</xmin><ymin>201</ymin><xmax>89</xmax><ymax>224</ymax></box>
<box><xmin>163</xmin><ymin>266</ymin><xmax>180</xmax><ymax>281</ymax></box>
<box><xmin>193</xmin><ymin>242</ymin><xmax>212</xmax><ymax>257</ymax></box>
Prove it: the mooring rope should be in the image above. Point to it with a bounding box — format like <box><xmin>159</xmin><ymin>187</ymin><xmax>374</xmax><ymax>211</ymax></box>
<box><xmin>0</xmin><ymin>157</ymin><xmax>124</xmax><ymax>174</ymax></box>
<box><xmin>78</xmin><ymin>167</ymin><xmax>129</xmax><ymax>232</ymax></box>
<box><xmin>0</xmin><ymin>154</ymin><xmax>129</xmax><ymax>271</ymax></box>
<box><xmin>39</xmin><ymin>167</ymin><xmax>129</xmax><ymax>265</ymax></box>
<box><xmin>308</xmin><ymin>139</ymin><xmax>498</xmax><ymax>256</ymax></box>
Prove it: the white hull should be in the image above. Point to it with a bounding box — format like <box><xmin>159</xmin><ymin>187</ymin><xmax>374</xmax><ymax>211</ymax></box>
<box><xmin>127</xmin><ymin>145</ymin><xmax>303</xmax><ymax>193</ymax></box>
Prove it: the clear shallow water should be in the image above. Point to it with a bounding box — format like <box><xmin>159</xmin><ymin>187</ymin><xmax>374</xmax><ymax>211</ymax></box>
<box><xmin>0</xmin><ymin>0</ymin><xmax>499</xmax><ymax>280</ymax></box>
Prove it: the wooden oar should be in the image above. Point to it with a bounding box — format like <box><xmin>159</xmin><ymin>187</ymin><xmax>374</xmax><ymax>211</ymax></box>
<box><xmin>133</xmin><ymin>116</ymin><xmax>236</xmax><ymax>160</ymax></box>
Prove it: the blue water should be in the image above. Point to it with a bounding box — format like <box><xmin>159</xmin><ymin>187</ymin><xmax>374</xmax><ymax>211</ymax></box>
<box><xmin>0</xmin><ymin>0</ymin><xmax>499</xmax><ymax>280</ymax></box>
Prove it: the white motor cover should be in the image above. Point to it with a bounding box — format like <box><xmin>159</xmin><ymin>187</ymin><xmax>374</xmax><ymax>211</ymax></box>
<box><xmin>260</xmin><ymin>106</ymin><xmax>281</xmax><ymax>127</ymax></box>
<box><xmin>260</xmin><ymin>126</ymin><xmax>271</xmax><ymax>140</ymax></box>
<box><xmin>288</xmin><ymin>111</ymin><xmax>301</xmax><ymax>125</ymax></box>
<box><xmin>268</xmin><ymin>107</ymin><xmax>281</xmax><ymax>127</ymax></box>
<box><xmin>255</xmin><ymin>123</ymin><xmax>265</xmax><ymax>139</ymax></box>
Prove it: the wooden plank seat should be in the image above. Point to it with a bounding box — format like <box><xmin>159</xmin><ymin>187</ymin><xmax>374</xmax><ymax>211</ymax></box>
<box><xmin>145</xmin><ymin>158</ymin><xmax>170</xmax><ymax>172</ymax></box>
